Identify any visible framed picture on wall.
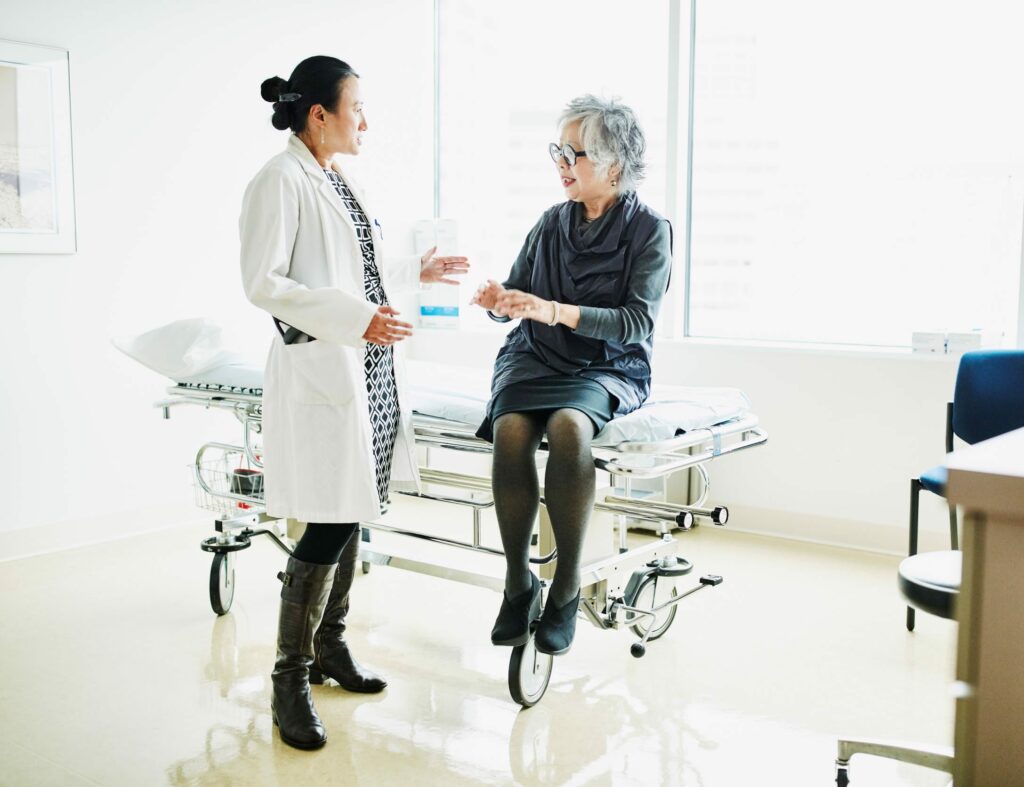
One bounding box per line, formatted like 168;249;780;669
0;39;76;254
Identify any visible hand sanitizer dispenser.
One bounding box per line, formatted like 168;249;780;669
415;219;460;329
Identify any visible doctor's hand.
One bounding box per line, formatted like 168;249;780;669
420;246;470;285
363;306;414;345
469;279;507;313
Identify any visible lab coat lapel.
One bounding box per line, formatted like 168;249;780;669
285;135;357;233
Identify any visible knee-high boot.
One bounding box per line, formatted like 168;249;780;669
271;556;335;750
309;529;388;693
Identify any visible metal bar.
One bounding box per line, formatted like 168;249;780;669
619;477;632;552
609;415;760;454
360;549;505;593
616;581;708;620
580;597;614;630
432;0;441;219
603;495;717;520
243;417;263;469
361;520;558;565
683;0;697;338
662;0;683;338
243;527;294;556
398;489;493;508
596;427;768;477
418;467;493;492
472;508;482;548
594;501;679;525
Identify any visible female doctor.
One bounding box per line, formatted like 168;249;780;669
239;55;468;751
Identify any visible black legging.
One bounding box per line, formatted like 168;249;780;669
292;522;359;565
492;408;596;608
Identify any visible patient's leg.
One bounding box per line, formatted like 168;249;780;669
543;408;597;608
492;412;545;596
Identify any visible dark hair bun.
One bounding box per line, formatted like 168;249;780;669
260;76;289;103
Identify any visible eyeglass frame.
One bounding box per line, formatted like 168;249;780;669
549;142;588;167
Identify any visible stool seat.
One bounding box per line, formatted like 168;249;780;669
898;550;960;620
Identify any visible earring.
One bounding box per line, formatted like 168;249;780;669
320;127;325;145
611;179;617;187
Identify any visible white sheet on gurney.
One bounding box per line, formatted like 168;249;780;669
113;318;256;384
115;320;752;443
405;361;751;445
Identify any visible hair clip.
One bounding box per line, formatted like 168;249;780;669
278;92;302;102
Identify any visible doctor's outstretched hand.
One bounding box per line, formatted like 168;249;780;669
420;246;470;285
363;305;413;346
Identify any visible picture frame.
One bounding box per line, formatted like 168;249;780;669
0;39;76;254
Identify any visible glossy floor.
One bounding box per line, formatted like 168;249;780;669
0;502;956;786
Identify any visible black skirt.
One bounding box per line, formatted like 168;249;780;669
476;375;616;442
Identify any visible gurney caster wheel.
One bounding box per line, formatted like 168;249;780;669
508;629;553;708
630;642;646;658
625;575;678;642
209;552;236;615
712;506;728;526
835;765;850;786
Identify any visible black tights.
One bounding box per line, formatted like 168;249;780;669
492;409;596;608
292;522;359;565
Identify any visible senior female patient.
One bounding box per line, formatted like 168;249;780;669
240;55;468;750
470;95;671;657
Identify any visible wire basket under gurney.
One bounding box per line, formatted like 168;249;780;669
191;446;264;516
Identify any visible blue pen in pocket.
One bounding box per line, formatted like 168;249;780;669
373;219;383;240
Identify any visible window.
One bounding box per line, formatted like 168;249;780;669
438;0;670;330
686;0;1024;347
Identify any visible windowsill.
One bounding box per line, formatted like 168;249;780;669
413;323;968;363
656;335;964;362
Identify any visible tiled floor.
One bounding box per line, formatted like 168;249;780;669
0;497;956;786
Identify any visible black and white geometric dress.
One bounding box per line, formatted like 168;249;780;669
324;169;401;512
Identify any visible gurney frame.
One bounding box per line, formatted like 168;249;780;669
158;384;767;707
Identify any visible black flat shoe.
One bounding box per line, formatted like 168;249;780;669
491;574;542;646
534;589;581;656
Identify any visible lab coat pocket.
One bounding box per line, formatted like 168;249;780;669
283;341;358;406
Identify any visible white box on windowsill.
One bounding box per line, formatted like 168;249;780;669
946;329;1001;354
415;219;461;330
912;331;947;354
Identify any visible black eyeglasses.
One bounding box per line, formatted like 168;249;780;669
549;142;587;166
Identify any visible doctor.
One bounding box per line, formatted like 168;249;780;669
240;55;468;751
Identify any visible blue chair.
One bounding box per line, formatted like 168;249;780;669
906;349;1024;631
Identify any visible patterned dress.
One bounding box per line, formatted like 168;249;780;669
324;169;401;512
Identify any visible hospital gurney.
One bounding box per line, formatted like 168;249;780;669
124;321;767;707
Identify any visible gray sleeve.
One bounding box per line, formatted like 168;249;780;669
487;214;546;323
573;220;673;344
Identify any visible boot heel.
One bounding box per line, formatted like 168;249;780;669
308;667;325;685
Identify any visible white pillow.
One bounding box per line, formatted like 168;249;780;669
113;318;247;381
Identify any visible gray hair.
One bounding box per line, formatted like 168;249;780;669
558;95;646;194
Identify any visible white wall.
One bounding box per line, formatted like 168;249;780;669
408;328;963;555
0;0;434;544
0;0;966;560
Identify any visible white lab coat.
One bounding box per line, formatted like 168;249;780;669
239;134;421;523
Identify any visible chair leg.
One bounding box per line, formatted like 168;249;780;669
948;503;959;550
907;479;921;632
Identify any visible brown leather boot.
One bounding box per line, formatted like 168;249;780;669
270;557;335;750
309;529;387;693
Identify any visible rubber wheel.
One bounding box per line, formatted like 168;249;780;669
835;766;850;786
626;574;678;641
508;629;553;708
209;551;236;615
